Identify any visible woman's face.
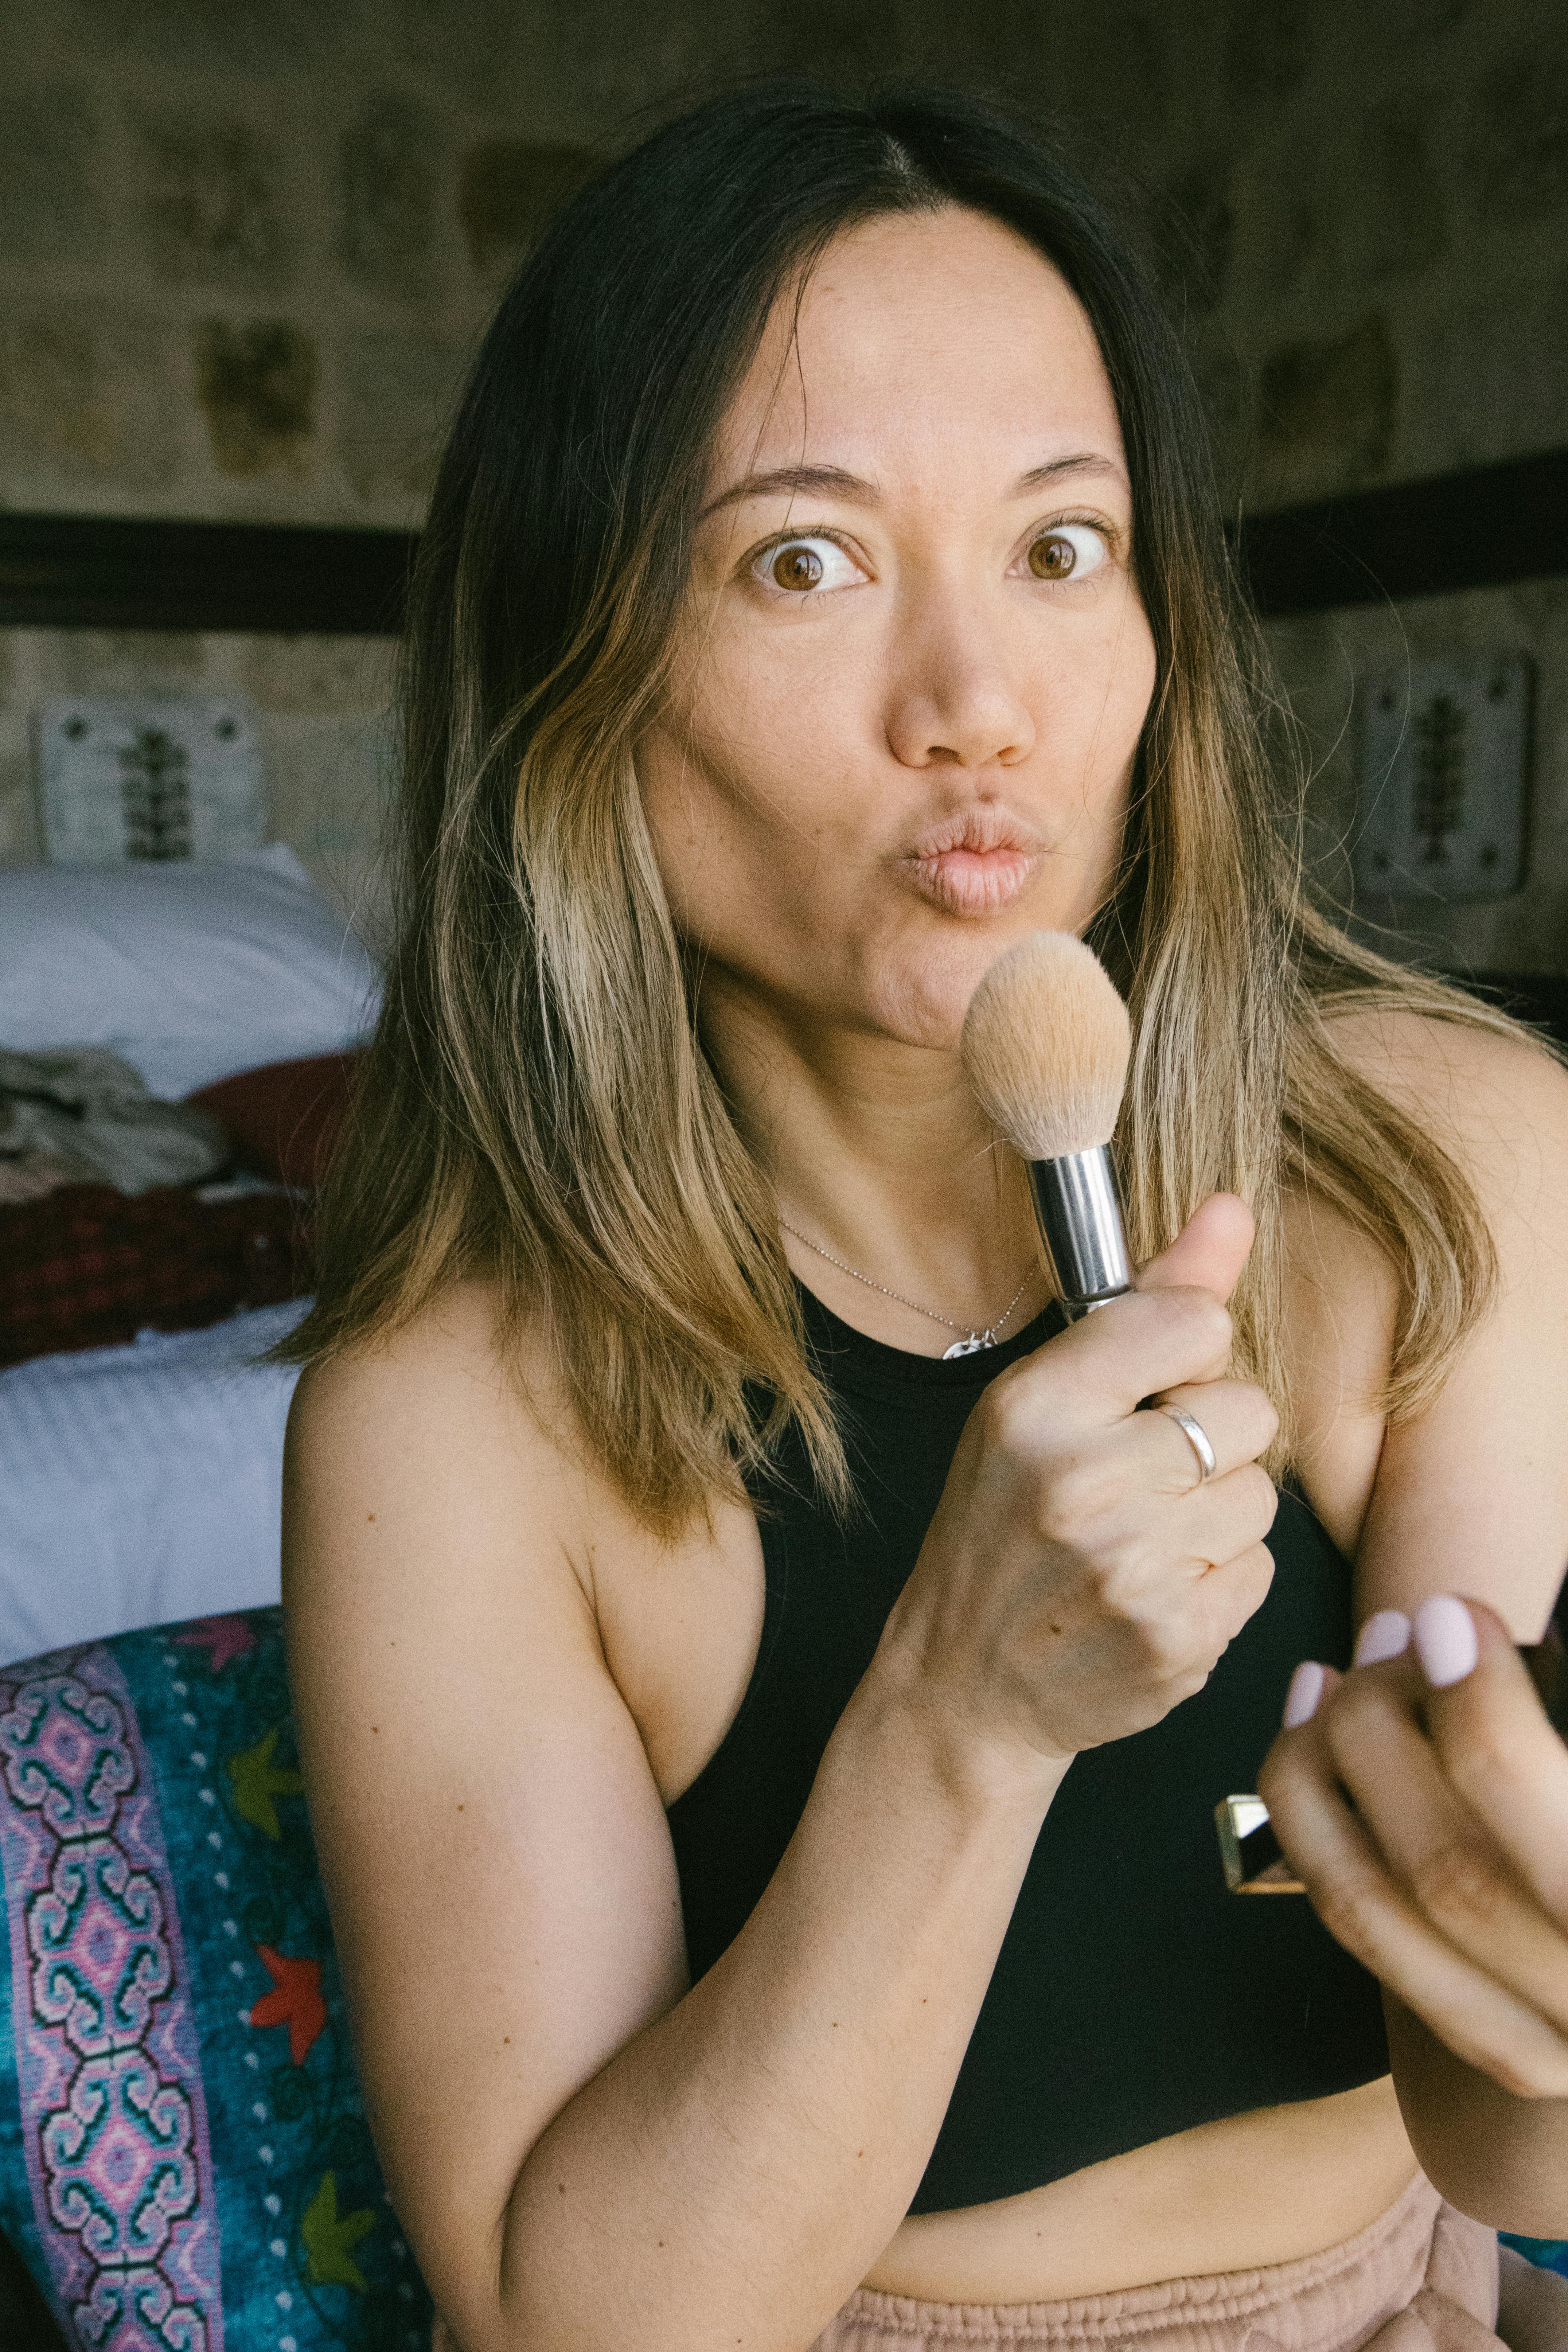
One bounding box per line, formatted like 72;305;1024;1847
637;204;1158;1056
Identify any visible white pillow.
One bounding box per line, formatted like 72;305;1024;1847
0;845;381;1099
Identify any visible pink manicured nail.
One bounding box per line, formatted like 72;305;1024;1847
1353;1609;1411;1668
1283;1660;1326;1728
1413;1595;1479;1688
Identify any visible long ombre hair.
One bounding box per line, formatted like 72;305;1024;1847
284;80;1542;1532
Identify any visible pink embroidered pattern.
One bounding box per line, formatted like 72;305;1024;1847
0;1645;223;2350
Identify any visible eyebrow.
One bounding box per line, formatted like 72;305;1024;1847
698;450;1124;521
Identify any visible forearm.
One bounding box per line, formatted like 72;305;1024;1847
495;1673;1061;2352
1385;1993;1568;2235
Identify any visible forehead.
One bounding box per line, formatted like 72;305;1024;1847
712;206;1124;485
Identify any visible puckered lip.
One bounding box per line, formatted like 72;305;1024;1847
906;806;1048;862
900;806;1046;916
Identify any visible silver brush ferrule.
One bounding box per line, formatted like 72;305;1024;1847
1027;1145;1132;1321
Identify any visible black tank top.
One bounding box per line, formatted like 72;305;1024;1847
665;1284;1390;2216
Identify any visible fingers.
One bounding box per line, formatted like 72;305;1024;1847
1190;1539;1276;1657
1320;1662;1568;2039
1262;1610;1568;2099
1017;1192;1266;1418
1041;1282;1239;1411
1164;1464;1280;1584
1259;1695;1568;2098
1137;1192;1255;1305
1413;1599;1568;1924
1143;1378;1280;1487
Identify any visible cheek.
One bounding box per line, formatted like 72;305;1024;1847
644;629;868;863
1070;598;1157;806
636;726;748;939
1123;626;1160;739
636;666;850;945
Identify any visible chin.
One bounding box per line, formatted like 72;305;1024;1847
869;925;1036;1050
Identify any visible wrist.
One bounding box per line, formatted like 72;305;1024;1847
847;1648;1070;1824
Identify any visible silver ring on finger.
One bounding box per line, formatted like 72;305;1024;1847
1155;1403;1218;1485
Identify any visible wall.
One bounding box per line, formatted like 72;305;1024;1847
1;0;1564;966
1175;0;1568;980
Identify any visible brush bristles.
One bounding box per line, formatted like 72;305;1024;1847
960;932;1132;1162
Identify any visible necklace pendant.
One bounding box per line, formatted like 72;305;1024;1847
941;1330;994;1360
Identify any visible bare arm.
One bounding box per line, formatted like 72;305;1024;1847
499;1678;1053;2351
1384;1997;1568;2235
285;1300;1058;2352
285;1223;1273;2352
1287;1012;1568;1642
1269;1014;1568;2230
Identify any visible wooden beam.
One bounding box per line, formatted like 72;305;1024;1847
1237;447;1568;617
0;446;1563;634
0;512;415;636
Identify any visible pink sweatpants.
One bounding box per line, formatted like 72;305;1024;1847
430;2172;1568;2348
809;2172;1566;2351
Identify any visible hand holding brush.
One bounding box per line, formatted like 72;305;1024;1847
871;933;1279;1772
959;932;1299;1852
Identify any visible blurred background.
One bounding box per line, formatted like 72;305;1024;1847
0;0;1564;976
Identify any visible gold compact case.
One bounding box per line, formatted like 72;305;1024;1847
1215;1795;1306;1894
1216;1627;1567;1895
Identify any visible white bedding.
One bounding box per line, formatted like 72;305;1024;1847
0;845;379;1100
0;1298;309;1669
0;846;379;1665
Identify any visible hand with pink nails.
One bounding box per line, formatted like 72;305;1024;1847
1257;1592;1568;2232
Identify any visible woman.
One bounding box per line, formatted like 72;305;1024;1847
280;82;1568;2352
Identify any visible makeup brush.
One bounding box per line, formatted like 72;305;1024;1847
963;935;1304;1892
960;930;1134;1321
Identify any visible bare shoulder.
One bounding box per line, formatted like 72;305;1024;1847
281;1284;693;2340
1326;999;1568;1181
1288;1001;1568;1627
1278;1005;1568;1563
282;1279;622;1820
1281;1000;1568;1310
283;1275;598;1628
284;1272;586;1499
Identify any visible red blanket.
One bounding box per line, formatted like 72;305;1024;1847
0;1183;311;1370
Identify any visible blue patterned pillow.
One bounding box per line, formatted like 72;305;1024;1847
0;1609;433;2351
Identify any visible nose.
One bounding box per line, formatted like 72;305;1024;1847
883;584;1036;773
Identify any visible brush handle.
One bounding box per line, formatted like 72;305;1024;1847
1028;1146;1133;1321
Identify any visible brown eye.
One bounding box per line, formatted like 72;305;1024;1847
1028;533;1076;580
771;543;824;590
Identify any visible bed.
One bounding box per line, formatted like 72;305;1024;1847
0;845;377;1669
0;1299;309;1666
